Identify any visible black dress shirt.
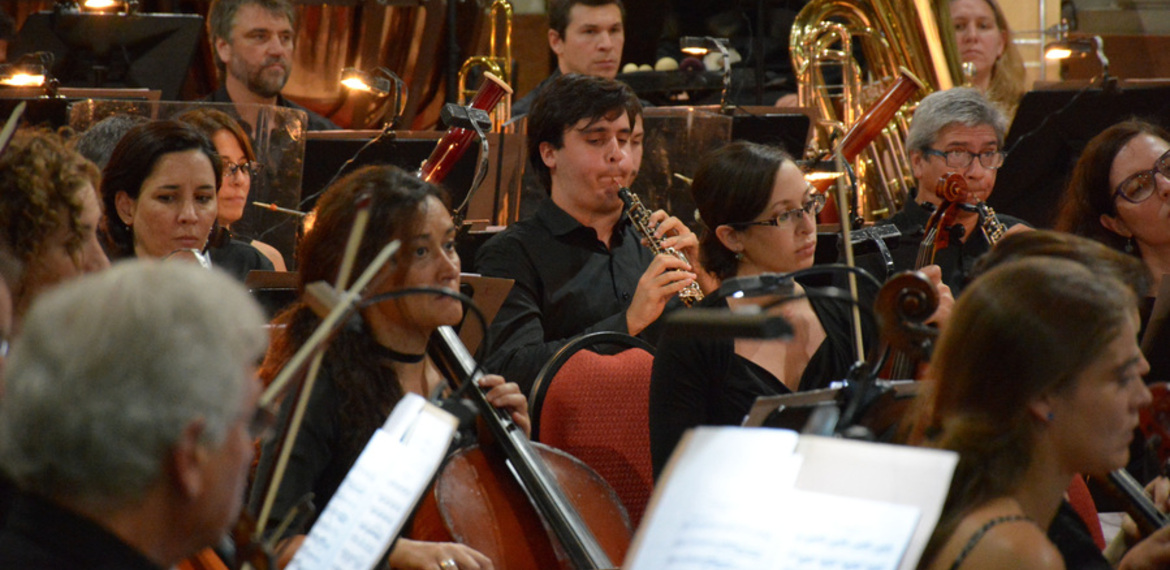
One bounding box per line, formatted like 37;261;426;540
511;70;561;118
475;199;659;393
209;238;274;282
205;85;339;132
853;194;1028;296
0;492;164;570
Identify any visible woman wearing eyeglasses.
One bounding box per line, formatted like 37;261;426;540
178;108;287;272
1056;119;1170;390
647;141;881;478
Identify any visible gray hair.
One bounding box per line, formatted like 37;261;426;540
0;261;267;508
905;87;1008;154
71;114;150;170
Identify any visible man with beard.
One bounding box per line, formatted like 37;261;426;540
205;0;338;132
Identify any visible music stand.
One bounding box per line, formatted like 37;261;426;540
743;381;919;441
9;11;203;102
302;131;479;212
988;82;1170;228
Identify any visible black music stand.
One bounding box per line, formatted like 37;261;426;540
989;83;1170;229
301;131;479;212
743;381;920;442
10;11;202;102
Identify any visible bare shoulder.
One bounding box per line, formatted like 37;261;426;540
928;508;1064;570
251;239;287;272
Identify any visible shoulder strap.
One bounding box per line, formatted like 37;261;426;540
948;514;1033;570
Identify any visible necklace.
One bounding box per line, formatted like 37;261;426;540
374;342;425;364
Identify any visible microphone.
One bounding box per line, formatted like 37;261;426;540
663;306;793;339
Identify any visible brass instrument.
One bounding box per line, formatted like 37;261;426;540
457;0;513;132
618;188;704;308
790;0;966;220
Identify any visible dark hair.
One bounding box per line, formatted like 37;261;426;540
0;128;100;265
690;142;794;280
548;0;626;39
177;107;257;165
100;121;223;259
913;258;1135;567
1054;119;1170;254
71;114;150;169
527;73;642;194
260;165;448;456
972;229;1151;298
207;0;296;79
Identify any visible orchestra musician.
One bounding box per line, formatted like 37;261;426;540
0;245;19;525
647;141;894;478
178;107;288;271
967;229;1170;569
512;0;627;117
204;0;338;132
0;128;110;334
853;86;1029;295
0;260;268;569
100;120;273;281
252;164;527;570
1055;119;1170;388
475;73;699;393
912;257;1154;570
950;0;1026;121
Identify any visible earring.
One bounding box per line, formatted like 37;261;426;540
734;251;744;262
1125;237;1135;254
1046;412;1054;422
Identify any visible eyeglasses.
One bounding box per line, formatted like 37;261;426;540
1114;148;1170;204
922;148;1007;170
731;193;826;228
222;160;261;178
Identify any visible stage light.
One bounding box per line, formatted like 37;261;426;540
678;36;732;113
340;67;407;128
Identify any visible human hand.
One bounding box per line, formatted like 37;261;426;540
644;209;700;265
478;374;531;436
920;265;954;330
388;538;493;570
626;254;695;336
1119;524;1170;570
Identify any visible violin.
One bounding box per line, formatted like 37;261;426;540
411;326;630;569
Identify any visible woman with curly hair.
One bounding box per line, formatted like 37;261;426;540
252;164;528;570
0;128;109;332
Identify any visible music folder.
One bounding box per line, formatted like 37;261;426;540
287;394;458;570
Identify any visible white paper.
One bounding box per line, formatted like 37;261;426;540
288;394;458;570
625;427;956;570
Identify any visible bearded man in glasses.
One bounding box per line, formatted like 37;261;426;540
856;87;1031;295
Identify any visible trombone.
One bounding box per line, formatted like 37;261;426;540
457;0;513;132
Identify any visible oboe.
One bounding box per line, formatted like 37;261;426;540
618;187;704;307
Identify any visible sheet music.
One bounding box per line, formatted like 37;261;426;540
288;394;457;570
625;427;953;570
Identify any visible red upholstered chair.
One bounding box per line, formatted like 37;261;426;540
529;332;656;529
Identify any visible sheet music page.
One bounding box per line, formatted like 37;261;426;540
626;427;951;570
794;435;959;570
288;394;457;570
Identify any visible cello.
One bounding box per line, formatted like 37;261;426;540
410;326;631;569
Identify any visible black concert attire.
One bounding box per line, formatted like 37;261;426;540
852;192;1028;296
0;492;164;570
476;199;666;393
1047;501;1112;570
209;238;274;282
511;70;561;118
648;292;874;479
204;86;339;132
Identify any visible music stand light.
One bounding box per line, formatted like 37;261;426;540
341;67;407;129
1044;35;1110;83
680;36;732;113
56;0;140;13
0;52;58;96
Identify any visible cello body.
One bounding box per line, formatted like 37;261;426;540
410;443;631;569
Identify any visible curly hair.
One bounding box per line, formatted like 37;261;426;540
260;165;447;457
0;128;100;268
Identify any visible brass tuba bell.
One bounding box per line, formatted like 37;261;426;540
790;0;966;220
457;0;513;132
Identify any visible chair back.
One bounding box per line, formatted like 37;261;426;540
529;332;656;528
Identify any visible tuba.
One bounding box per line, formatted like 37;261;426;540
790;0;966;220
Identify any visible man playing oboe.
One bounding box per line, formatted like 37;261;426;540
476;74;699;392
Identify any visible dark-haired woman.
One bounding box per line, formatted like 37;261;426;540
648;141;902;478
253;165;527;570
100;120;272;280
